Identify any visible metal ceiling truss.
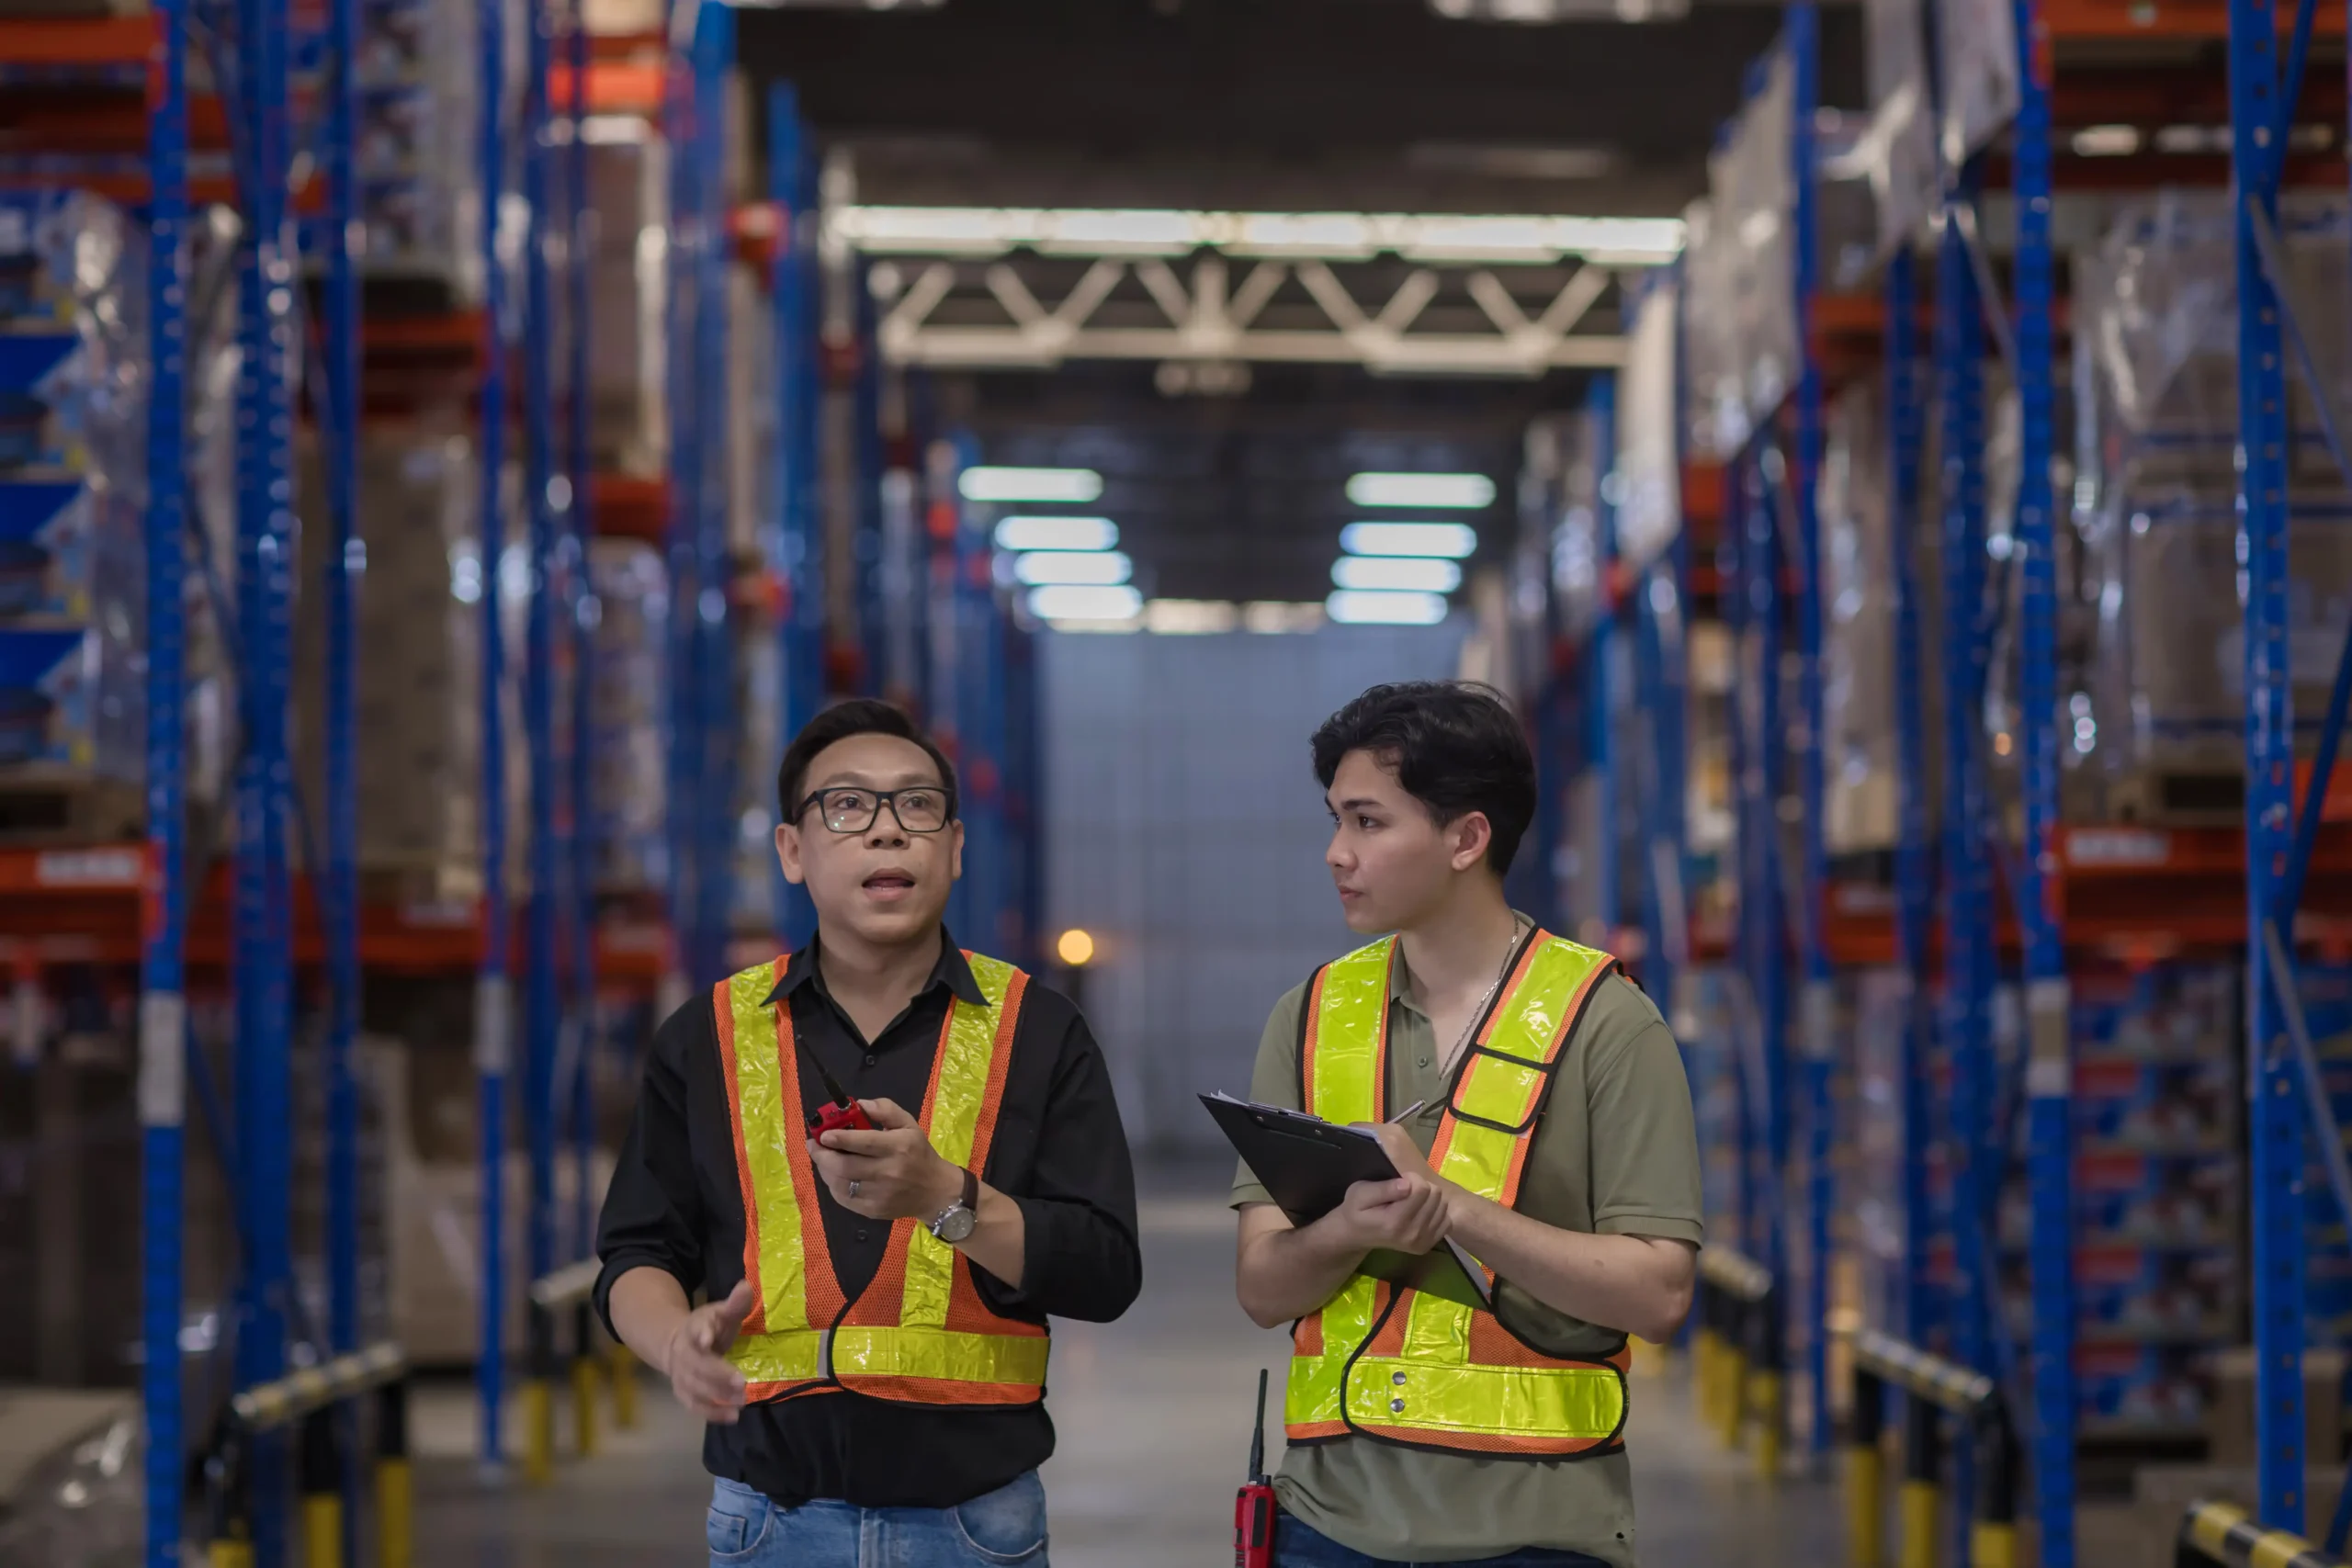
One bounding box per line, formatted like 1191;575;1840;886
871;254;1623;377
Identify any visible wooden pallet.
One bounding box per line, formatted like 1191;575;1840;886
356;860;483;908
0;773;141;846
2106;764;2245;827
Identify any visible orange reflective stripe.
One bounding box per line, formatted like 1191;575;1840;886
775;1003;846;1328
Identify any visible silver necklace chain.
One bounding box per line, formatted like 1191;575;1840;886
1438;919;1529;1078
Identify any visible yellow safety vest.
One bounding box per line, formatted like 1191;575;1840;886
1285;931;1632;1458
715;952;1049;1406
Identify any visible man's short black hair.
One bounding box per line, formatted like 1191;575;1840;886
1311;681;1536;875
777;698;960;825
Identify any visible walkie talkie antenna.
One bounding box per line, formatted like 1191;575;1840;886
1248;1367;1269;1483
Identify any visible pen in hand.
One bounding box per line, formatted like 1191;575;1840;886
1386;1099;1426;1123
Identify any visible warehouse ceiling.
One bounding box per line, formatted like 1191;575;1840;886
737;0;1867;606
739;0;1862;216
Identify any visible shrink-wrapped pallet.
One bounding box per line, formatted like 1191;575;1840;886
2075;194;2352;807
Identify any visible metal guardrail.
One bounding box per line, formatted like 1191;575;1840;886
227;1342;405;1433
523;1258;637;1484
2177;1500;2347;1568
206;1340;410;1568
1692;1245;1784;1478
1841;1326;2017;1568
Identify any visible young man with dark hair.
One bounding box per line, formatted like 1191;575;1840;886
597;698;1139;1567
1232;680;1702;1568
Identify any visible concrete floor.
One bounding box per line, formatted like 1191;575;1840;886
405;1176;1854;1567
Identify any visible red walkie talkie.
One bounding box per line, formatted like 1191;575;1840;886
1235;1368;1275;1568
804;1050;874;1138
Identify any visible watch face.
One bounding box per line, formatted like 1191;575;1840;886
933;1204;978;1244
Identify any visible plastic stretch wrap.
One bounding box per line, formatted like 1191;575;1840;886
586;134;672;478
587;539;668;891
1820;384;1898;853
1937;0;2019;169
1861;0;1935;254
1615;274;1679;571
356;0;515;297
1721;52;1799;430
293;419;529;881
1547;405;1613;642
2075;194;2352;783
1681;199;1747;461
0;193;147;787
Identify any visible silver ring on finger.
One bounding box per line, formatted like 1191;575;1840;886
848;1179;862;1200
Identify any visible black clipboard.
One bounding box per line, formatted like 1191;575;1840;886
1204;1092;1493;1309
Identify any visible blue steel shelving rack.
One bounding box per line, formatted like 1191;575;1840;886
139;4;193;1564
770;82;822;954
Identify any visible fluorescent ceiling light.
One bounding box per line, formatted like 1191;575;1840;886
1014;550;1133;587
1144;599;1240;635
958;467;1103;503
1029;584;1142;623
993;515;1118;552
1332;556;1464;593
832;207;1684;265
2070;125;2142;157
1327;590;1453;626
1243;601;1328;634
1430;0;1690;17
1340;522;1480;558
1346;473;1496;510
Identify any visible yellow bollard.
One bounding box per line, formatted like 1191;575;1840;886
1847;1441;1884;1567
376;1458;412;1568
1693;1329;1717;1423
524;1376;555;1485
298;1407;343;1568
1632;1338;1668;1381
301;1495;342;1568
1898;1480;1940;1568
1716;1347;1748;1448
1748;1369;1782;1478
377;1378;412;1568
609;1340;639;1429
209;1542;254;1568
1969;1521;2017;1568
573;1349;602;1458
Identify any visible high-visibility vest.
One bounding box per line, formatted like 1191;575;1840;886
715;951;1049;1406
1284;931;1633;1459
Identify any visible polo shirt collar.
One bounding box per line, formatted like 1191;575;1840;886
762;929;986;1010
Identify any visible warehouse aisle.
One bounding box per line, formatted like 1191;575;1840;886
405;1166;1846;1566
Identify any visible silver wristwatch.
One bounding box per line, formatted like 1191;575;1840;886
928;1167;979;1244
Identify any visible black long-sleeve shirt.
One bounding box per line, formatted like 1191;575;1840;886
594;932;1141;1509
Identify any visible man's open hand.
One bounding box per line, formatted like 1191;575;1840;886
808;1098;964;1222
662;1279;754;1424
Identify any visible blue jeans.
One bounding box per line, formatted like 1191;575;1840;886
1275;1511;1610;1568
706;1472;1049;1568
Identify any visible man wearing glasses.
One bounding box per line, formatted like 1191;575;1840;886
596;699;1140;1567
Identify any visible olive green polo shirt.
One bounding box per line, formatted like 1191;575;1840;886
1229;940;1704;1567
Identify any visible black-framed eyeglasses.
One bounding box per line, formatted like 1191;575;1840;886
795;785;954;835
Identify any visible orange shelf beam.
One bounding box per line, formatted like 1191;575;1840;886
0;17;153;68
592;473;670;542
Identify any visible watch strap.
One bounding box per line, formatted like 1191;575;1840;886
960;1165;979;1215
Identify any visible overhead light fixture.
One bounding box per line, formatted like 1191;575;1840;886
1014;550;1134;587
1029;584;1143;623
1331;556;1464;593
2070;124;2143;157
992;515;1119;552
1327;590;1453;626
1144;599;1241;635
1428;0;1690;18
1340;522;1480;558
958;467;1103;503
832;207;1684;265
1243;601;1328;634
1345;472;1496;510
